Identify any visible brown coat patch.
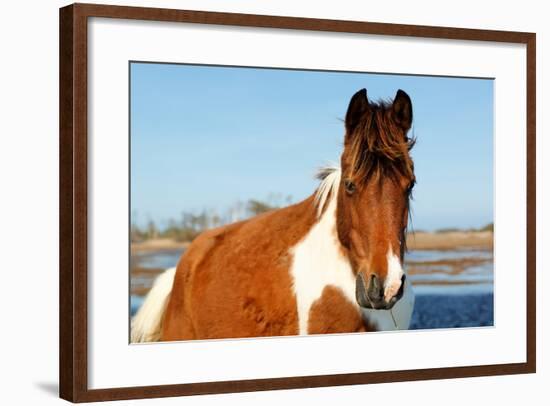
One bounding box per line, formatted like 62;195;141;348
307;285;375;334
161;196;318;341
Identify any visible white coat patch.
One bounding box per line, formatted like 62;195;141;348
384;247;405;302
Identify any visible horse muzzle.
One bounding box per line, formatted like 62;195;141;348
355;273;406;310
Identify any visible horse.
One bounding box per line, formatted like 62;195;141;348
131;88;417;342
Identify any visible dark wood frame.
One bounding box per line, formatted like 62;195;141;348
59;3;536;402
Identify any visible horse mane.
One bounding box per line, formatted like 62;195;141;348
314;165;341;218
347;100;415;183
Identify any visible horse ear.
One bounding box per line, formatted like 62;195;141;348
392;89;413;131
345;88;369;133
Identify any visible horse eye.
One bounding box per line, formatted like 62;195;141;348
407;180;415;195
344;180;356;195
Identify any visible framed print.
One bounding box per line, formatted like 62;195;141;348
59;3;536;402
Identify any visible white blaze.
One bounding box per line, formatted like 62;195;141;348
384;246;404;302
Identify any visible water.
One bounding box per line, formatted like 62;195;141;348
131;296;144;317
406;249;493;297
410;294;493;329
130;248;494;329
132;249;183;269
406;249;492;262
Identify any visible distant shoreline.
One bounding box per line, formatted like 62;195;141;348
131;238;190;253
131;230;493;253
406;230;492;251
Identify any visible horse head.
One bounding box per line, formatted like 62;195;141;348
337;88;416;310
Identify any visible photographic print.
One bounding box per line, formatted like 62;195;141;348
60;5;535;401
129;63;494;343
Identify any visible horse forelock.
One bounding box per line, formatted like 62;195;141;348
347;101;415;183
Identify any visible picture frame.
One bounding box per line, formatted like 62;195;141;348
59;3;536;402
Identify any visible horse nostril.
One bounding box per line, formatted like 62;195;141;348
367;274;384;302
356;273;391;308
355;273;369;307
395;274;406;300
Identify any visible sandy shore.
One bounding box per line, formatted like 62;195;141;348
406;231;492;251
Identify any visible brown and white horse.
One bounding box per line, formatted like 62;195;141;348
131;88;416;342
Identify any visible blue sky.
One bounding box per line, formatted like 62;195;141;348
131;62;493;231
